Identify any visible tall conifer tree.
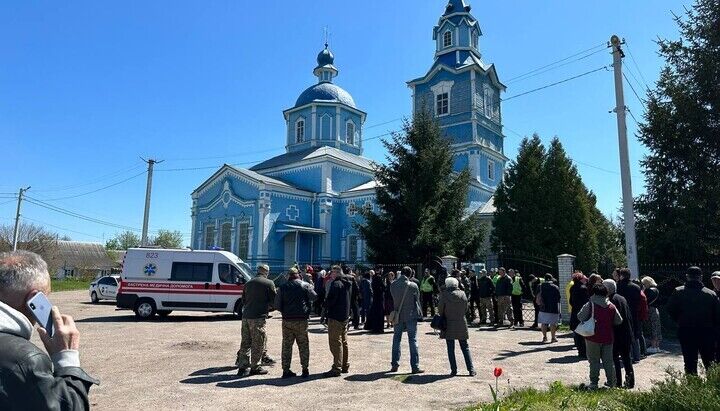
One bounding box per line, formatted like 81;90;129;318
358;109;484;263
493;136;617;271
491;135;547;255
636;0;720;262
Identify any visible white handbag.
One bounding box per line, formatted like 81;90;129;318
575;302;596;337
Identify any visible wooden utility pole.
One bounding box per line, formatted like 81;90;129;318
12;186;31;251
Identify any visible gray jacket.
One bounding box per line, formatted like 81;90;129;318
438;287;469;340
0;301;98;410
390;275;422;323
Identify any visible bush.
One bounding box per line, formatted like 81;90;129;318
470;366;720;411
620;367;720;411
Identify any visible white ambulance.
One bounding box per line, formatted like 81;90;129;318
116;248;254;319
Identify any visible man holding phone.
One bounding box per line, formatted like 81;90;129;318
0;250;98;410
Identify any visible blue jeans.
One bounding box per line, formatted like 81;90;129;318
446;339;474;373
392;320;419;369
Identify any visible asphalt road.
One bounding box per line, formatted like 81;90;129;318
39;290;684;410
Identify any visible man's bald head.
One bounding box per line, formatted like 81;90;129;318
0;251;51;308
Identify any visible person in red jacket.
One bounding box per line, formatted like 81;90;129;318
577;283;623;389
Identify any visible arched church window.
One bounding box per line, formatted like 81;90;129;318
236;221;249;260
347;235;358;262
296;119;305;143
204;224;216;249
220;222;232;251
346;121;355;145
443;31;452;48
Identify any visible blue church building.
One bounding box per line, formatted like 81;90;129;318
190;0;506;270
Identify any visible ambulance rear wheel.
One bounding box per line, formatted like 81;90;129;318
134;299;156;319
157;310;172;318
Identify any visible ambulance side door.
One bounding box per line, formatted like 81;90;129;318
215;262;245;312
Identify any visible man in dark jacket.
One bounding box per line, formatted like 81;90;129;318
0;251;98;410
603;279;635;388
237;264;277;376
615;268;642;362
275;267;317;379
495;268;514;327
346;269;361;330
359;271;373;326
475;269;495;325
324;265;352;377
666;266;720;375
569;273;590;359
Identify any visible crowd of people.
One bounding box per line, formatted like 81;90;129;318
572;266;720;389
235;262;575;379
4;248;720;410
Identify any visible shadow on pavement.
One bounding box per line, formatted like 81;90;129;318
344;371;392;382
547;355;585;364
76;314;239;324
189;366;237;376
400;374;453;385
182;365;324;387
493;343;575;361
216;374;324;388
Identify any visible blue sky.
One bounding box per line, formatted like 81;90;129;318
0;0;690;245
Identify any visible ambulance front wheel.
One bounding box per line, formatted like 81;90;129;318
134;299;156;320
233;299;243;319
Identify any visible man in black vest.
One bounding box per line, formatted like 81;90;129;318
324;265;352;377
275;267;317;378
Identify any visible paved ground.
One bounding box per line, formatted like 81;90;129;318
42;290;684;410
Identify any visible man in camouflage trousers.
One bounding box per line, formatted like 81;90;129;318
275;267;317;378
237;264;277;377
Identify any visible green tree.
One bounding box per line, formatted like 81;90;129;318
493;136;618;272
358;109;484;263
636;0;720;262
491;135;547;255
150;230;184;249
542;138;599;271
106;231;140;250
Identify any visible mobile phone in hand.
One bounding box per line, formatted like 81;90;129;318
27;292;54;338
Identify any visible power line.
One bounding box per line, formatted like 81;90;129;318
31;163;145;193
22;216;105;240
507;48;607;84
24;196;143;232
626;106;642;125
503;126;643;179
504;42;606;83
35;170;147;201
503;65;609;103
163;118;406;164
623;72;646;105
624;42;652;91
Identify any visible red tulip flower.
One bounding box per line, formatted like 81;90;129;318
493;367;503;378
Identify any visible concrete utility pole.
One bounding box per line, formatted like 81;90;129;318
12;186;31;251
140;158;163;247
610;35;640;279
